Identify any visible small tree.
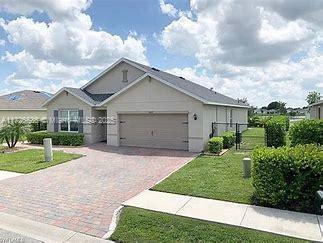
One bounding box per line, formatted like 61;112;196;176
278;101;287;114
267;101;280;110
306;91;320;105
0;120;30;148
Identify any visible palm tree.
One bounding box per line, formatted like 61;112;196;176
0;120;30;148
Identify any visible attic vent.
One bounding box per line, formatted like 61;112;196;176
152;67;160;72
179;76;185;80
122;70;128;82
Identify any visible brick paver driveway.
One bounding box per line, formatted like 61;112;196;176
0;143;196;237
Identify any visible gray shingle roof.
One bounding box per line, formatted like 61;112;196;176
125;58;249;107
65;87;113;105
61;58;249;107
0;90;52;110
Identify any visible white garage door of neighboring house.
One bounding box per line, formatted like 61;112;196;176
119;114;188;150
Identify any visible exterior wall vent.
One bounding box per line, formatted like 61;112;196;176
122;70;128;82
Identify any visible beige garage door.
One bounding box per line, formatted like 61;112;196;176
119;114;188;150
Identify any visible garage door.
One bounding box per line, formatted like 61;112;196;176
119;114;188;150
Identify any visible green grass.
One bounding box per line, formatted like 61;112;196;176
153;128;266;204
110;207;306;243
0;149;82;173
239;128;265;150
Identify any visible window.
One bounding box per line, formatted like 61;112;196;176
229;109;233;127
59;110;79;132
122;70;128;82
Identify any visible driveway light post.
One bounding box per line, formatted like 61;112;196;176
43;138;53;162
242;157;251;178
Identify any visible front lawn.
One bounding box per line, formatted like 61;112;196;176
153;128;265;204
0;149;82;173
110;207;306;243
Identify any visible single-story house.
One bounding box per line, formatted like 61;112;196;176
309;100;322;119
0;90;52;125
43;58;249;152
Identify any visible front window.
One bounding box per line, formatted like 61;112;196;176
59;110;79;132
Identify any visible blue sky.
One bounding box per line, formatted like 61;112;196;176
0;0;322;107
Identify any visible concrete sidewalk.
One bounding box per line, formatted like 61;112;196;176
0;212;112;242
0;171;22;181
123;190;323;242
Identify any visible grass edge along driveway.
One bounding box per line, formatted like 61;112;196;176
110;207;307;243
152;128;265;204
0;149;82;173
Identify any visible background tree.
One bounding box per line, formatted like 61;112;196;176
306;91;320;104
267;101;280;110
278;101;287;114
0;120;30;148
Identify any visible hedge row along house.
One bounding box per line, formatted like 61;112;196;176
42;58;249;152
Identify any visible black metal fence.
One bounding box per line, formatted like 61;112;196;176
211;122;265;150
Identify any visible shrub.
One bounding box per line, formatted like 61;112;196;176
280;116;290;131
0;119;30;148
264;116;287;147
289;119;323;146
248;116;271;127
208;137;223;154
26;131;84;146
30;120;47;132
221;131;235;149
252;145;323;213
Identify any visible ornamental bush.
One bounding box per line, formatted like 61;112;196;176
264;116;287;147
208;137;223;154
26;131;84;146
221;131;235;149
252;145;323;213
289;119;323;146
30;120;47;132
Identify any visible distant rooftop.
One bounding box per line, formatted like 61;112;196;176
0;90;53;110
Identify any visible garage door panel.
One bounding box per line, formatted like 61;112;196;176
119;114;188;150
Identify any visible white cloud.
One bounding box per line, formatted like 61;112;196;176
0;0;148;93
159;0;178;18
166;43;323;108
158;0;323;107
159;0;192;19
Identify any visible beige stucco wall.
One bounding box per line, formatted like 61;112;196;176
309;104;322;119
84;62;145;94
105;76;204;152
46;91;94;144
0;110;46;126
202;105;248;146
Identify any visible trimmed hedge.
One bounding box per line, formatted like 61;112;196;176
26;131;84;146
221;131;235;149
252;145;323;213
289;119;323;146
248;116;271;128
30;120;47;132
208;137;223;154
264;116;287;147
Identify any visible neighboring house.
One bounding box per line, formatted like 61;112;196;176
0;90;52;125
309;100;323;119
43;58;249;152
